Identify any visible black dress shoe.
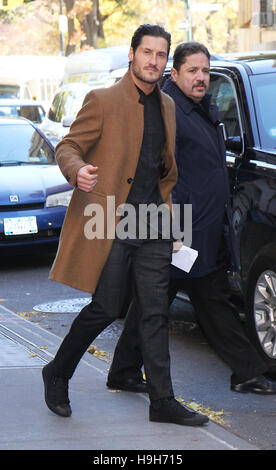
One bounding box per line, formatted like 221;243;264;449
42;361;72;417
230;374;276;395
264;370;276;381
150;397;209;426
106;377;148;393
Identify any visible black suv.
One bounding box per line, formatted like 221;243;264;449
163;53;276;370
208;53;276;371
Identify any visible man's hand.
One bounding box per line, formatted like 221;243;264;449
77;165;98;192
173;240;183;253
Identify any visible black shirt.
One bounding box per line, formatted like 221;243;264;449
117;86;169;244
127;86;165;205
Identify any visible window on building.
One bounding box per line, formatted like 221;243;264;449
259;0;274;25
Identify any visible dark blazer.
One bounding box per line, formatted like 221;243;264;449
162;78;239;277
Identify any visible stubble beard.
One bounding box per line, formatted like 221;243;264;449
131;62;163;86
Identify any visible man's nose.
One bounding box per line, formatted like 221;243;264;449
149;54;158;65
196;70;205;80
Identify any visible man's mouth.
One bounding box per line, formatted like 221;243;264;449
145;67;158;72
194;83;206;90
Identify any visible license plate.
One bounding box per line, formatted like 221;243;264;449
4;216;38;236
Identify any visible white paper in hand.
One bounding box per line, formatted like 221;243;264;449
171;245;198;273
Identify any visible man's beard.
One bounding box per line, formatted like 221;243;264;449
131;61;163;85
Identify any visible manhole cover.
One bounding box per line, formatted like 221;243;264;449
33;297;91;313
32;298;124;339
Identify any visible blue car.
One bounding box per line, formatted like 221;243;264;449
0;116;72;254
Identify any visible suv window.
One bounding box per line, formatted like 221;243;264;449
250;73;276;149
209;74;241;140
56;90;75;122
47;88;87;123
58;89;86;122
48;92;63;122
0;85;20;98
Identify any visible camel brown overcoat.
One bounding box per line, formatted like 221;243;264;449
49;70;178;293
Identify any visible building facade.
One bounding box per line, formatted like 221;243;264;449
239;0;276;50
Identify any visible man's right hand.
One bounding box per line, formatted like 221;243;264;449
77;165;98;192
173;240;183;253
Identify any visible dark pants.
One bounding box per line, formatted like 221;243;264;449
52;238;174;401
108;264;267;384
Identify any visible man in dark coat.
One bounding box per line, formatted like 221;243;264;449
107;42;276;395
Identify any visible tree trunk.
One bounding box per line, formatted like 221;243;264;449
80;0;104;49
63;0;105;53
64;0;77;55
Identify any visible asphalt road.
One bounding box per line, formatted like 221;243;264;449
1;250;276;450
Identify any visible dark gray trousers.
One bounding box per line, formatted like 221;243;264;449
52;238;174;401
108;264;267;384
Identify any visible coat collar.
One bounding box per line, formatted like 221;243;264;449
119;69;163;105
162;77;217;123
118;69;141;102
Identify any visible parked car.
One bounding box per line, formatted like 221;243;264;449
40;46;130;147
0;116;72;254
0;99;46;124
39;83;91;147
162;52;276;370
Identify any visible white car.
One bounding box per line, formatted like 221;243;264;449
39;83;92;147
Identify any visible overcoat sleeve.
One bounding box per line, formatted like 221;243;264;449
55;91;103;187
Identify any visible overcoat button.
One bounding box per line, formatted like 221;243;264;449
127;178;134;184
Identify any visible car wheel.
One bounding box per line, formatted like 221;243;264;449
246;251;276;370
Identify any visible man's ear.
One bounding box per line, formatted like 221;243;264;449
128;47;134;63
171;68;178;82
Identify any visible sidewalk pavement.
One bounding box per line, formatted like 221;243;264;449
0;304;259;452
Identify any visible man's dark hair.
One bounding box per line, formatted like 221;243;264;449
131;24;171;57
173;42;210;71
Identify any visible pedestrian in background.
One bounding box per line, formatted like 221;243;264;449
42;26;208;427
108;42;276;396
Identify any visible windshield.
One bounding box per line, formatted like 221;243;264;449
48;88;87;123
250;72;276;149
0;123;55;164
0;85;20;98
0;104;45;123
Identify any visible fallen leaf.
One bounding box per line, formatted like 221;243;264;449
177;397;230;426
17;311;37;318
87;344;111;363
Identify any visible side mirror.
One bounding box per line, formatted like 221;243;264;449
62;115;74;127
225;136;243;152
